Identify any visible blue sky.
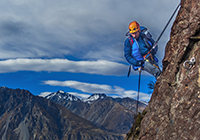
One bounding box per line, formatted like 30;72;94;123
0;0;180;102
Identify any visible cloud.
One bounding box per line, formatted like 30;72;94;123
39;92;52;97
43;80;113;93
0;58;131;76
0;0;180;63
67;92;90;99
42;80;151;101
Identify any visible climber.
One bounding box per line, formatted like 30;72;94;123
124;21;161;78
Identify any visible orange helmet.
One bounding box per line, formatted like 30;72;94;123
129;21;140;33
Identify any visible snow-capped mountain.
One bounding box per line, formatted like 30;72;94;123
45;91;107;104
45;90;80;102
83;93;107;103
44;90;147;134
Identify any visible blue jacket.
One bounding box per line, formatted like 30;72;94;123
124;27;158;69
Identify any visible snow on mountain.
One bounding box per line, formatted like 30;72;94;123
45;90;80;102
44;91;107;104
83;93;106;103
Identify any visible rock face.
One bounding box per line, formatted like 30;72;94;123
138;0;200;139
0;87;124;140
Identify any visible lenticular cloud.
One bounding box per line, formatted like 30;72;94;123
0;58;127;76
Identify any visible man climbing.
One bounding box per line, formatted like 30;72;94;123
124;21;161;78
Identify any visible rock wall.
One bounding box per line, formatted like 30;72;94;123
139;0;200;139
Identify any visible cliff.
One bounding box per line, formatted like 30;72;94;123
126;0;200;139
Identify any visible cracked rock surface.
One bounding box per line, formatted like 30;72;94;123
139;0;200;140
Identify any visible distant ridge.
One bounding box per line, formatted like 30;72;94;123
44;90;147;134
0;87;124;140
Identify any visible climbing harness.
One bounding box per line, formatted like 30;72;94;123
183;57;196;70
145;58;159;69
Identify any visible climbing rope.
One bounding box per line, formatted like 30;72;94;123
132;68;141;140
135;68;141;115
151;1;181;50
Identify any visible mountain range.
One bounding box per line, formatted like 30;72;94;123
44;90;147;134
0;87;147;140
0;87;124;140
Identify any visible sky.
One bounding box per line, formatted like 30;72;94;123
0;0;180;102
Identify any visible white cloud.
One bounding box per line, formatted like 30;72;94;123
42;80;151;101
38;92;51;97
43;80;114;93
0;58;132;76
68;92;90;99
123;90;151;101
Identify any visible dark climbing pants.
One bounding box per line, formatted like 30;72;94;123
143;59;161;79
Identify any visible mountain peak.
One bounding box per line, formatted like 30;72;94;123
45;90;80;102
58;90;65;93
83;93;106;103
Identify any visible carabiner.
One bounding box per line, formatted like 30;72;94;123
183;57;196;70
